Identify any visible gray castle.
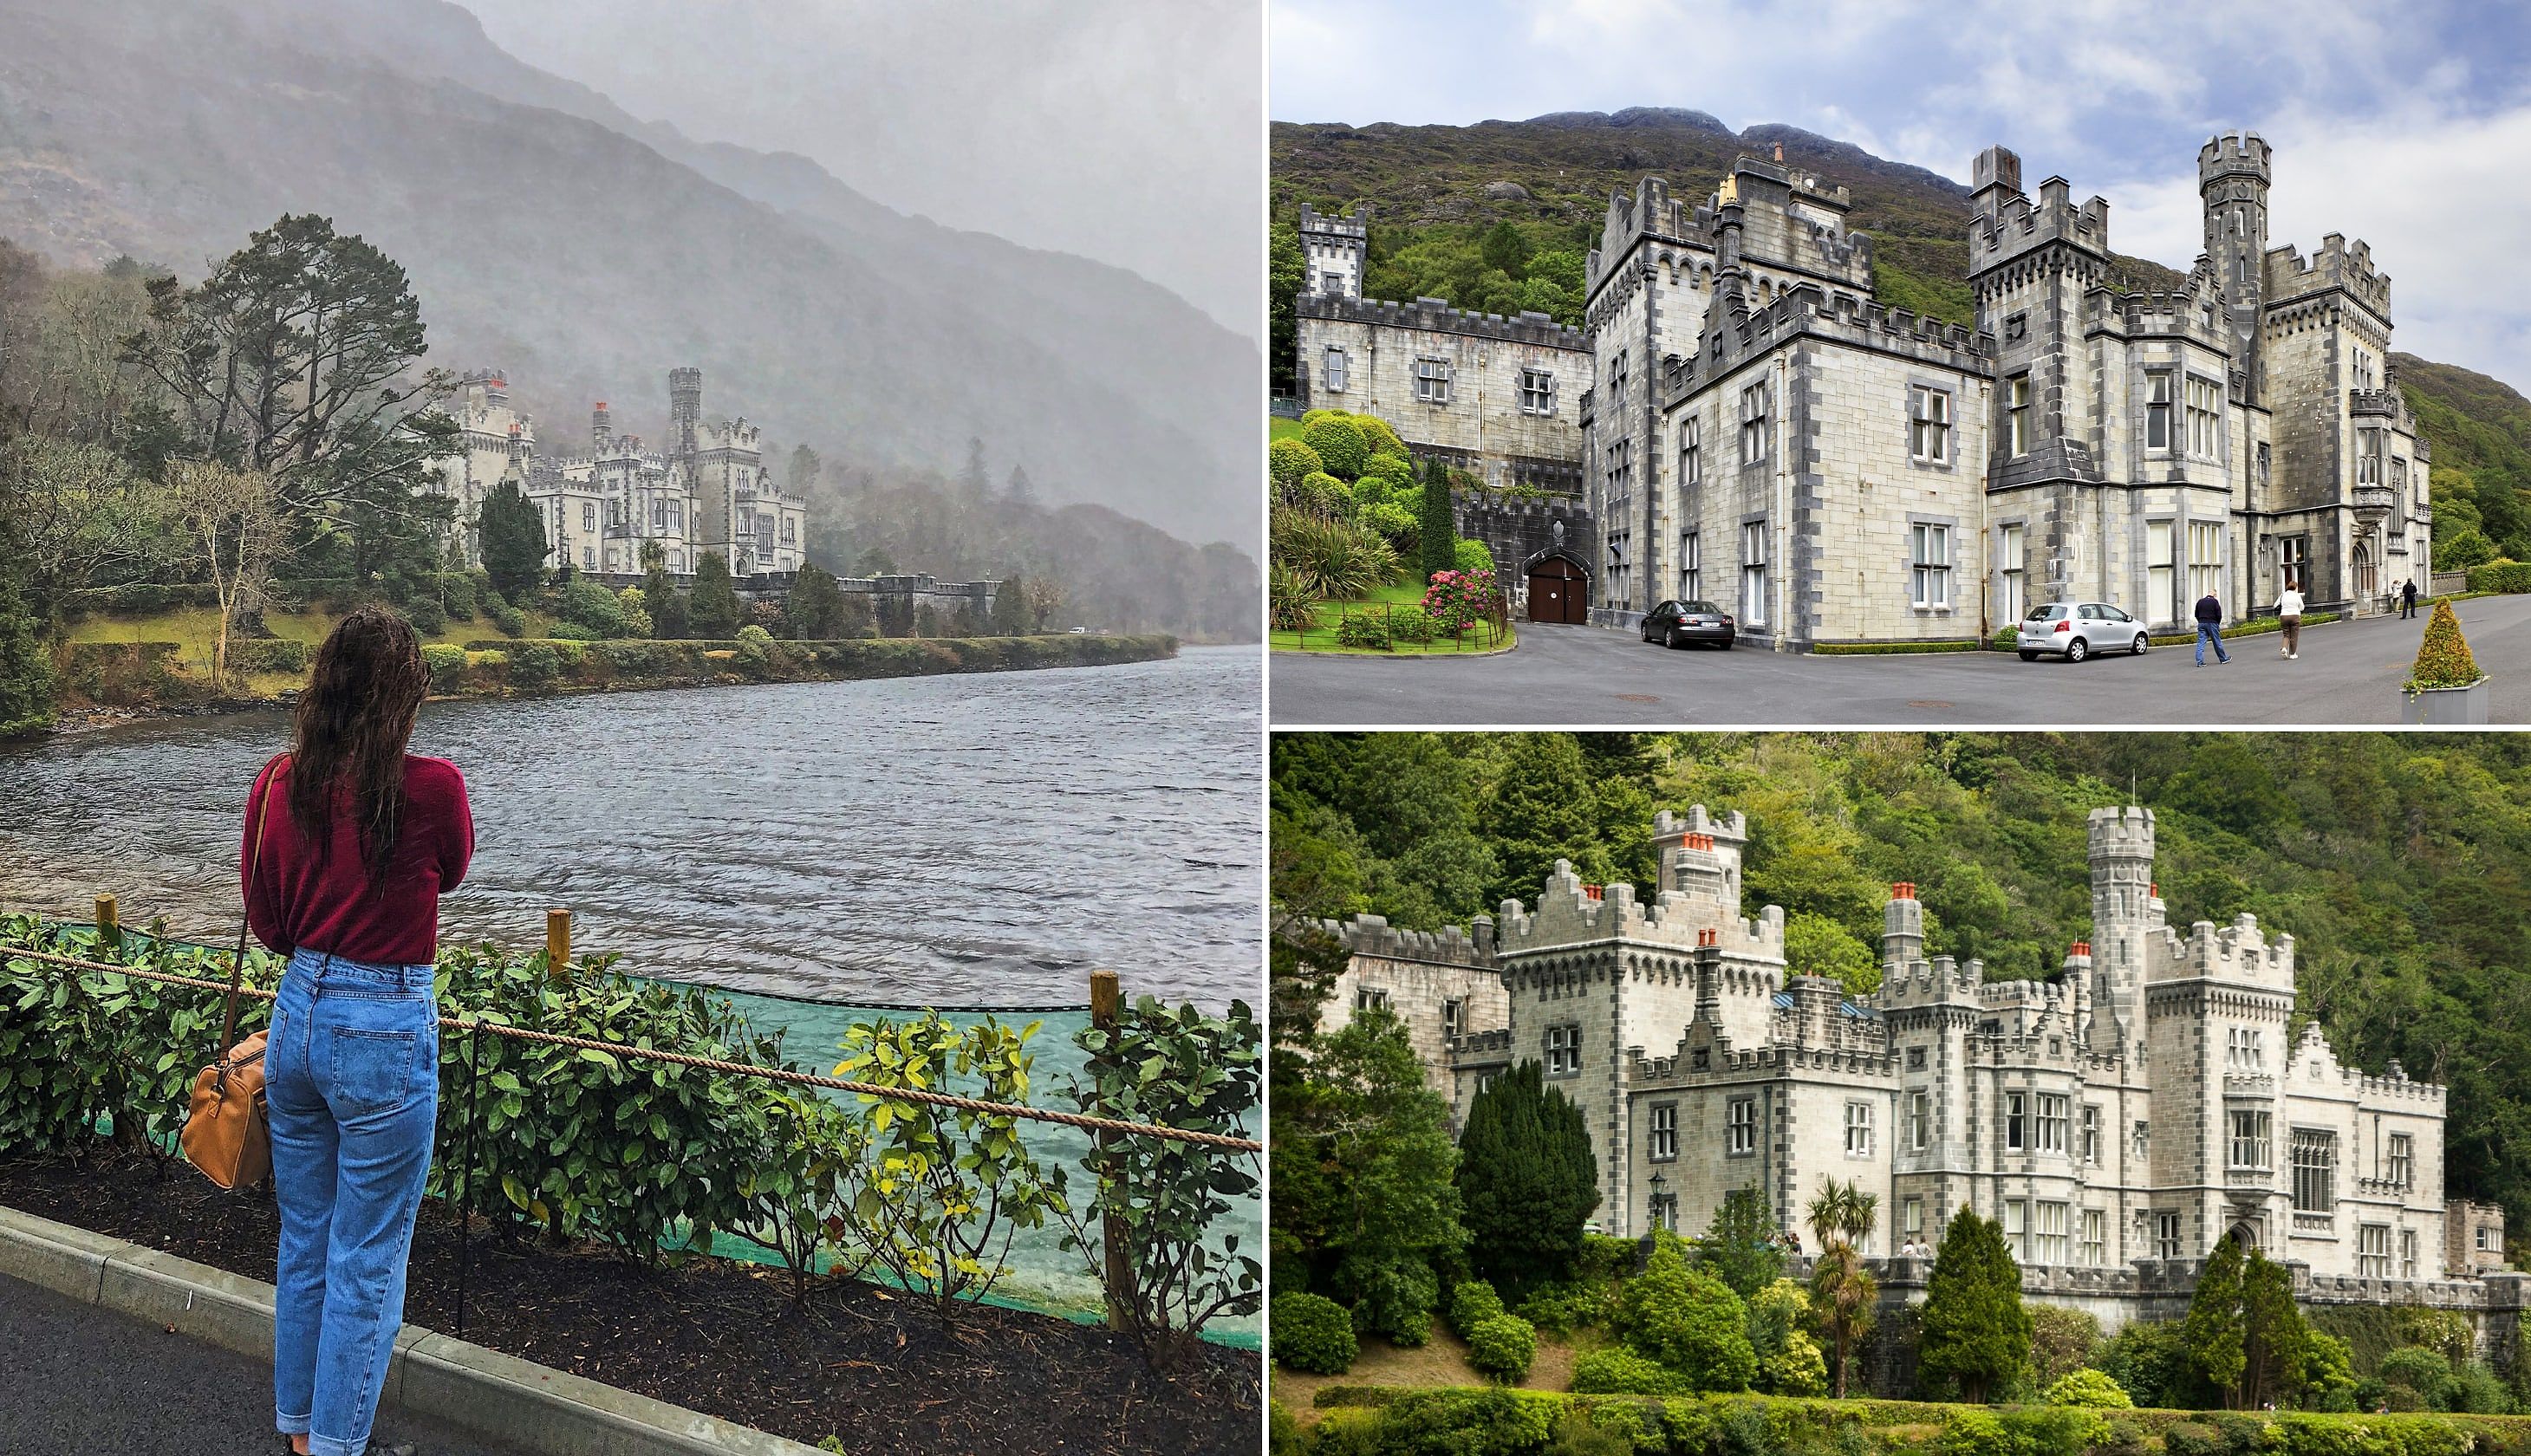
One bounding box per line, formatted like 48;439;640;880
1295;133;2433;646
1315;804;2515;1333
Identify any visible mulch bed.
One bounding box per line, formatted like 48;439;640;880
0;1154;1258;1455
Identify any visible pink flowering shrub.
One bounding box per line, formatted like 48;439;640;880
1422;569;1496;636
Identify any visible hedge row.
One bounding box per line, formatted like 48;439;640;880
1285;1389;2531;1456
1810;640;1982;656
429;634;1178;696
2466;562;2531;595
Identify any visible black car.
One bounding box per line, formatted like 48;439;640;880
1641;599;1736;649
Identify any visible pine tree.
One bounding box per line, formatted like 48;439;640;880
639;540;688;640
1917;1205;2030;1402
1417;456;1457;584
2183;1232;2248;1405
959;436;991;503
2240;1246;2307;1409
788;562;846;640
992;572;1032;636
1454;1059;1598;1300
1006;465;1037;507
689;551;742;638
478;478;548;602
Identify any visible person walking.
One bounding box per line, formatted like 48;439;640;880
2402;578;2420;619
244;606;473;1456
2194;591;2230;666
2278;582;2306;660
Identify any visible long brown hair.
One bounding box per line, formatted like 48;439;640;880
289;605;430;888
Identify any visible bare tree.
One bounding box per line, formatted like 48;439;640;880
169;460;283;686
0;434;178;626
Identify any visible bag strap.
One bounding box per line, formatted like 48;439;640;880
225;754;284;1053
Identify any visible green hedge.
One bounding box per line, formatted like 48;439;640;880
2467;562;2531;594
1810;640;1982;656
226;638;311;674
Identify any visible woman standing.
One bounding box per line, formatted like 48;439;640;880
242;607;473;1456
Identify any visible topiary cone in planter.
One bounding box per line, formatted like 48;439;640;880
2402;598;2490;725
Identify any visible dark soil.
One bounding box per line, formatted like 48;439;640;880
0;1154;1258;1456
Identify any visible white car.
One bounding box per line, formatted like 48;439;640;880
2018;601;2149;662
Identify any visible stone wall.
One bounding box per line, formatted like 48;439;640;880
1298;295;1587;491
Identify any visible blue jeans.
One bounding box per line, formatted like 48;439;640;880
2196;621;2229;664
265;948;440;1456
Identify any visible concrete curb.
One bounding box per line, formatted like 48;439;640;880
0;1204;825;1456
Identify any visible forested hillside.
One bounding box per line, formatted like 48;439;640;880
1271;109;2529;560
1271;731;2531;1217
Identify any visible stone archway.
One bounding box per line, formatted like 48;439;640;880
1524;550;1591;625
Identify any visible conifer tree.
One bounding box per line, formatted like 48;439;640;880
1454;1059;1598;1300
689;550;742;638
1917;1204;2030;1402
788;562;846;639
2240;1245;2308;1409
2183;1232;2248;1405
992;573;1032;636
478;478;548;601
640;540;689;639
1417;456;1457;584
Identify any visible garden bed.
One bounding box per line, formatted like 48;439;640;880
0;1154;1258;1456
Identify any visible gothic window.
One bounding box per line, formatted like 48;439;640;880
581;502;596;531
2353;348;2376;390
1324;346;1349;393
1910;385;1951;465
2037;1095;2068;1154
2359;1224;2391;1278
1520;367;1556;415
2229;1110;2273;1170
2007;374;2031;457
1845;1101;1874;1157
582;546;595;571
2004;1199;2027;1258
1545;1023;1583;1076
2480;1225;2497;1251
2146;371;2173;451
1909;1090;1929;1150
2358;428;2385;486
1679;416;1701;488
1414;355;1454;404
1903;1197;1924;1243
1911;523;1951;609
1609;347;1630;398
1727;1096;1757;1156
2279;536;2304;595
1606;439;1632;501
1649;1102;1678;1160
1442;998;1465;1043
1740;383;1769;464
1649;1193;1679;1232
2292;1128;2338;1214
1679;530;1701;602
653;501;666;529
1740;521;1768;627
2005;1091;2027;1151
2186;376;2222;458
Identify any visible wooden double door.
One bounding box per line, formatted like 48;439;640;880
1526;557;1589;624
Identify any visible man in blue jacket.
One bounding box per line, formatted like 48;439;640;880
2194;592;2230;666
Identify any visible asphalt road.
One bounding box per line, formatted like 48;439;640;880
0;1273;518;1456
1270;592;2531;728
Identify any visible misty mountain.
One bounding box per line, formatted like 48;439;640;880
0;0;1257;551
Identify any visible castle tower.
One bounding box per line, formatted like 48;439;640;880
2086;806;2156;1050
668;367;704;464
592;401;612;452
2199;130;2273;402
1295;205;1368;301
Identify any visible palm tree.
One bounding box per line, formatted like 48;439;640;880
1806;1178;1881;1397
1841;1187;1880;1252
1806;1180;1852;1254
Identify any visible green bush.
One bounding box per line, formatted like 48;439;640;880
2381;1347;2455;1407
1451;1280;1508;1339
1345;1257;1441;1348
2042;1368;2133;1408
1335;611;1389;650
1354;415;1406;459
2466;561;2531;594
1304;413;1372;479
1614;1245;1757;1392
557;576;627;637
1271;437;1325;491
1519;1280;1610;1336
1467;1312;1539;1382
2404;600;2482;694
402;597;448;637
1455;537;1497;576
1273;508;1401;601
508;641;563;691
2166;1422;2224;1456
491;600;528;638
1361;501;1420;557
1388;606;1435;643
422;644;468;694
1571;1348;1685;1396
1274;1291;1359;1375
227;638;312;674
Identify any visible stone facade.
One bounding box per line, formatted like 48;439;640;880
1290;134;2434;646
1319;803;2499;1301
428;367;810;579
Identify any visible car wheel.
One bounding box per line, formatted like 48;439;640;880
2132;632;2149;656
2018;650;2039;662
2066;637;2089;663
1718;638;1732;651
1665;626;1682;649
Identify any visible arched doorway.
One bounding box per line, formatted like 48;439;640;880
2354;541;2377;604
1526;554;1591;624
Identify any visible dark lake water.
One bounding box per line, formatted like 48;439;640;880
0;647;1260;1011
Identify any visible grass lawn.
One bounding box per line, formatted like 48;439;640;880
1271;581;1515;656
1272;1319;1596;1424
1271;415;1306;443
63;604;556;695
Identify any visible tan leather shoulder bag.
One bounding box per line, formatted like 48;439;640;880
183;755;283;1190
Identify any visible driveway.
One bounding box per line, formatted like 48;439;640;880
1269;594;2531;727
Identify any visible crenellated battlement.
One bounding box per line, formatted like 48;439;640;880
1295;289;1584;349
2160;912;2295;986
2198;129;2274;186
2088;805;2156;860
1296;203;1368;241
1313;912;1496;969
1968;159;2112;274
2265;232;2392;317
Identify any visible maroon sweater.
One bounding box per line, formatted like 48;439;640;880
241;753;474;966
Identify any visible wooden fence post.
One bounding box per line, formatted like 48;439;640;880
1090;968;1130;1330
545;908;571;979
94;894;120;959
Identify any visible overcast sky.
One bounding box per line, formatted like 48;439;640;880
460;0;1263;341
1272;0;2531;391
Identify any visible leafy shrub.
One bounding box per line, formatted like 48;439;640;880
831;1011;1063;1321
1760;1331;1828;1397
2042;1368;2133;1407
2166;1423;2225;1456
1518;1279;1610;1336
1423;569;1496;636
1613;1245;1757;1392
1336;611;1389;650
421;644;468;694
1270;437;1325;490
1467;1312;1539;1382
1270;560;1320;633
1054;996;1261;1362
1354;414;1405;459
615;588;654;640
442;572;483;620
1291;471;1355;518
1451;1280;1508;1339
491;600;528;638
2404;600;2482;694
547;619;603;641
2466;561;2531;594
1571;1348;1684;1396
228;638;311;674
1388;605;1435;643
557;576;627;638
736;623;775;664
1361;501;1419;557
1273;509;1401;601
2028;1305;2100;1383
508;641;563;691
2094;1318;2189;1409
1344;1255;1441;1347
2448;1362;2512;1414
1455;536;1497;576
2381;1347;2455;1408
402;596;448;637
1303;413;1372;479
1273;1291;1359;1374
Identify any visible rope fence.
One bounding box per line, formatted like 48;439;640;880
1;943;1259;1154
